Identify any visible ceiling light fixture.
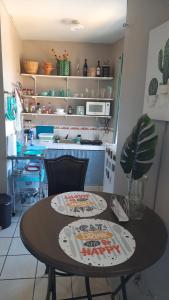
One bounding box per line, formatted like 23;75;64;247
61;18;84;31
71;23;84;31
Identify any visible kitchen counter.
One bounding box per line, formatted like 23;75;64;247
7;141;116;191
31;139;107;151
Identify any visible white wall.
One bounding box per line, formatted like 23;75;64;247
0;2;22;192
114;0;169;205
111;38;124;97
113;0;169;299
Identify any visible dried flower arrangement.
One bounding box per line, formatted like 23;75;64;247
51;49;69;61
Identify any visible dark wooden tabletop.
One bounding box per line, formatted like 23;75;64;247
20;192;168;278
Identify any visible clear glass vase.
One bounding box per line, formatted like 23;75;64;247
127;176;145;220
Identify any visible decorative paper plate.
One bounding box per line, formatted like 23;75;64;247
51;192;107;217
59;219;136;267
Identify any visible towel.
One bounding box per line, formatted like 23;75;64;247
14;88;23;132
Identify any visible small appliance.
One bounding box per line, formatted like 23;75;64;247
76;106;85;115
86;101;110;116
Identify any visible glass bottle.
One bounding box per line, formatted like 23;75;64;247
83;59;88;76
96;60;101;77
67;105;73;114
36;102;41;113
48;102;52;114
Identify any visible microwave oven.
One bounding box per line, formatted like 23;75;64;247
86;102;110;116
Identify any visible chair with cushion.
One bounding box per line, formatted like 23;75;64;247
44;155;89;196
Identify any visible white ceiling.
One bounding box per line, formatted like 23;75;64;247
2;0;127;44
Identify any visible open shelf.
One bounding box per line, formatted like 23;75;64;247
21;113;111;119
22;95;114;101
20;73;113;80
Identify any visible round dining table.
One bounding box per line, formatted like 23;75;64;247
20;192;167;300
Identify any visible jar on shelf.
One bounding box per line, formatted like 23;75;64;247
36;103;41;114
42;106;46;114
23;98;29;113
29;103;36;113
43;62;54;75
67;105;73;114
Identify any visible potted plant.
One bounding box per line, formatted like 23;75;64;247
148;77;158;107
120;114;158;219
158;39;169;94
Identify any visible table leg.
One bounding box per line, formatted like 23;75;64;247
85;277;92;300
51;267;56;300
120;276;128;300
46;267;56;300
11;160;16;216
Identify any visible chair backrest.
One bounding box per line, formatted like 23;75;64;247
44;155;89;196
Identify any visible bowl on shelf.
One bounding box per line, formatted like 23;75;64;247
39;91;49;96
23;60;39;74
56;108;65;114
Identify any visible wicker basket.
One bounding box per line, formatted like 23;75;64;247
23;61;39;74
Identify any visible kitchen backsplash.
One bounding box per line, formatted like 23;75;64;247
25;124;114;143
53;126;114;143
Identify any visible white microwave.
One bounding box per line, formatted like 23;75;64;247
86;102;110;116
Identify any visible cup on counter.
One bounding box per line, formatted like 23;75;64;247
91;89;95;98
50;89;56;97
107;86;112;99
84;88;89;98
100;88;106;98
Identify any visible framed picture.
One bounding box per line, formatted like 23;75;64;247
143;20;169;121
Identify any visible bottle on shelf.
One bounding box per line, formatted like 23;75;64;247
36;102;41;114
96;60;101;77
27;121;34;145
83;59;88;76
30;128;34;146
67;105;73;114
47;102;52;114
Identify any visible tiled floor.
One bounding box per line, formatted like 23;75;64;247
0;203;115;300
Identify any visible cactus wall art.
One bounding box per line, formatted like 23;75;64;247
143;20;169;121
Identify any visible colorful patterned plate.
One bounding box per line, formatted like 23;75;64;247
51;192;107;217
59;219;136;267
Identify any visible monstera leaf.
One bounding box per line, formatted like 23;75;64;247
120;114;158;180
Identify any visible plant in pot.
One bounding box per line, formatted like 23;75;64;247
158;39;169;94
148;77;158;107
120;114;158;219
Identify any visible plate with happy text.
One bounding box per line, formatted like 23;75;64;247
59;219;136;267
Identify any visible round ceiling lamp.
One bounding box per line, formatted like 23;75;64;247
61;18;84;31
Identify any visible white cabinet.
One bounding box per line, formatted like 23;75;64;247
103;144;116;193
21;74;113;119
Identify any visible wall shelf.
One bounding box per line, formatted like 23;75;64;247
22;95;114;101
21;113;111;119
21;73;113;80
21;73;113;123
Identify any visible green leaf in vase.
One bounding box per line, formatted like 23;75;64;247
120;114;158;180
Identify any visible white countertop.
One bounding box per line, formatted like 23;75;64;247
32;139;107;151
